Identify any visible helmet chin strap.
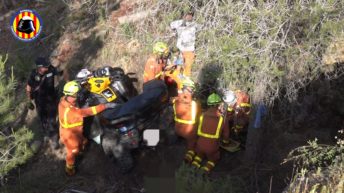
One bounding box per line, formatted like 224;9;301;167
66;95;77;102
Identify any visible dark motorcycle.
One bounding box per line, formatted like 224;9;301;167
80;67;168;172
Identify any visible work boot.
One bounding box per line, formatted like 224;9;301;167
201;161;215;174
184;150;195;164
65;164;76;176
220;139;240;152
191;155;202;168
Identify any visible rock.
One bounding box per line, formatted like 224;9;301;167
50;35;78;67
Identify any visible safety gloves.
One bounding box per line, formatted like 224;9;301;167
104;103;119;109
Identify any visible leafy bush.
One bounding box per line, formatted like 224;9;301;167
0;128;33;177
283;130;344;193
0;55;33;180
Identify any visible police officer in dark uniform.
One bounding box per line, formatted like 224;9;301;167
26;57;64;145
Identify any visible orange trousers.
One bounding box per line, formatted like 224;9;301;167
60;127;87;166
182;51;195;76
195;138;220;163
175;122;197;151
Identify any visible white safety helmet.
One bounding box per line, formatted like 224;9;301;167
223;90;237;106
76;68;92;79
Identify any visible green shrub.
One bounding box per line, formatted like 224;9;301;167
283;130;344;193
0;55;33;180
120;22;137;39
0;127;33;177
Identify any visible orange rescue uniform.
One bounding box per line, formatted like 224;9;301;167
192;107;230;173
182;51;195;76
226;90;251;134
143;55;166;83
173;92;200;162
58;96;106;168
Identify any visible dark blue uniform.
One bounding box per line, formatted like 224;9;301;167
27;65;61;136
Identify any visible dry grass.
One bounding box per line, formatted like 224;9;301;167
103;0;344;106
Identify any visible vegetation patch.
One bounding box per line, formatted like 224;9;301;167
0;55;33;182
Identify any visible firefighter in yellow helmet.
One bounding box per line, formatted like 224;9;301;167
192;93;230;173
143;42;170;83
58;81;116;176
172;77;201;163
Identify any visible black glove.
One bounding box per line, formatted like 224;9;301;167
27;101;35;110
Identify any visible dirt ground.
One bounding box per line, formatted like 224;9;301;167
0;135;247;193
0;104;248;193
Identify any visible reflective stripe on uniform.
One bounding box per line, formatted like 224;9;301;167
59;107;83;129
192;161;201;168
187;150;195;156
207;161;215;167
194;156;202;162
185;154;193;160
197;114;223;139
173;101;197;125
91;106;97;115
154;71;162;78
240;103;251;108
201;166;210;172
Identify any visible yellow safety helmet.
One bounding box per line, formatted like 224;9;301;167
63;81;80;96
181;77;195;90
153;42;169;57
